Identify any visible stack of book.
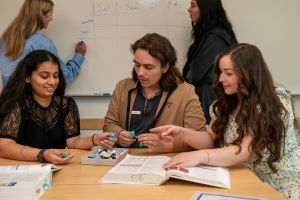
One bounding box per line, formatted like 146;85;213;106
0;164;60;200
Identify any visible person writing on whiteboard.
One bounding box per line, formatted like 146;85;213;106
103;33;206;153
0;50;116;164
0;0;87;86
151;44;300;199
183;0;237;124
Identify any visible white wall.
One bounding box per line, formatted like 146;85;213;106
293;96;300;117
222;0;300;94
74;96;110;118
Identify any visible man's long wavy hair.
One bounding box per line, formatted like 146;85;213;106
131;33;183;91
212;43;286;172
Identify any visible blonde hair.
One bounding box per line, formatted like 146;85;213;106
2;0;54;60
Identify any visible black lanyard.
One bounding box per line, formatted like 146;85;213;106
125;85;177;130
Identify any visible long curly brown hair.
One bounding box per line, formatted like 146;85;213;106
212;43;286;172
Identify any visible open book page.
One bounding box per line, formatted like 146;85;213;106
167;165;231;189
101;155;231;188
0;164;60;173
0;164;52;172
101;154;170;185
190;192;266;200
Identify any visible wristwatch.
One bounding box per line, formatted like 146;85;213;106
37;149;47;163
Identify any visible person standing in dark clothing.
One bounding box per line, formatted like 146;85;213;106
183;0;238;124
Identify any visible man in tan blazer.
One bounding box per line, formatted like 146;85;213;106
104;33;206;152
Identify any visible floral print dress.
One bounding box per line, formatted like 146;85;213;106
211;87;300;200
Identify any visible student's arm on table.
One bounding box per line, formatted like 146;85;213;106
0;138;73;164
162;134;253;169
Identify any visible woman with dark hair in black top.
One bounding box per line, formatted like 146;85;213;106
183;0;238;124
0;50;116;164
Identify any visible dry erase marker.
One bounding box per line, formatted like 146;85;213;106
97;93;111;96
93;92;111;96
87;154;100;159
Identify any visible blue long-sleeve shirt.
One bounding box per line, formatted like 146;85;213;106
0;32;84;85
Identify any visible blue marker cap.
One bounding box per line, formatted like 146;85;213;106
87;154;100;159
130;130;135;137
42;183;50;189
110;133;116;139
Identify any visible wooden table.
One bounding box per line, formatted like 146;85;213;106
0;149;285;200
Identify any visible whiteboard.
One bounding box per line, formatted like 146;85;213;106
1;0;299;95
47;0;191;95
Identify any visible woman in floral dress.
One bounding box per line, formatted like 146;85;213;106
151;43;300;199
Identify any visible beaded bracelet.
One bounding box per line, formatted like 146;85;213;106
92;134;97;146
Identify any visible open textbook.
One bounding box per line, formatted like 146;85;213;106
100;155;230;189
0;164;60;200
